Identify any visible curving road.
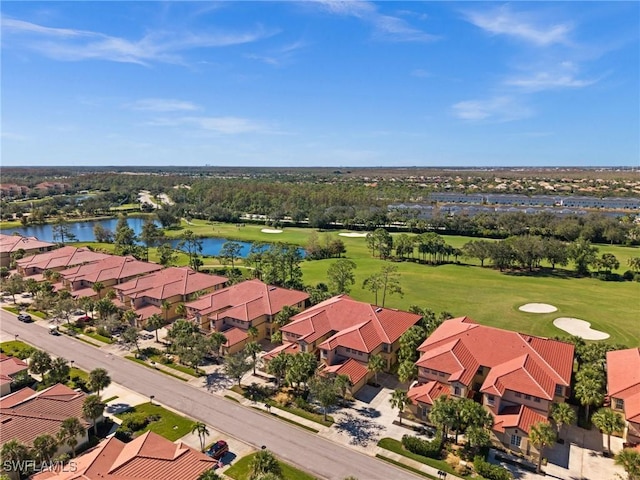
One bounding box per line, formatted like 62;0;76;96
0;311;418;480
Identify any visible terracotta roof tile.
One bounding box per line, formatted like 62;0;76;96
60;256;162;285
492;404;548;434
408;381;450;406
0;234;54;253
607;348;640;424
16;246;110;273
221;327;249;347
322;359;369;386
0;354;28;378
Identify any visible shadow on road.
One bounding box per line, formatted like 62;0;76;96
206;372;234;392
334;412;384;447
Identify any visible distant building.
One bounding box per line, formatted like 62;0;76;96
0;234;55;268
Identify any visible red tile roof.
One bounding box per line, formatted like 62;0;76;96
221;327;249;347
59;255;162;285
416;317;574;399
408;381;450;406
0;233;54;253
262;342;300;361
281;295;421;353
607;348;640;423
33;431;216;480
322;358;369;386
0;384;90;448
16;246;110;273
492;404;549;434
115;267;227;301
0;354;28;384
185;279;308;321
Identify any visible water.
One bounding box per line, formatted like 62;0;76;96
1;218;257;257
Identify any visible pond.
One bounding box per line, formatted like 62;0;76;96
1;218;261;258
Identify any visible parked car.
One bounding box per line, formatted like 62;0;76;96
49;325;60;335
206;440;229;460
76;315;92;323
17;313;33;323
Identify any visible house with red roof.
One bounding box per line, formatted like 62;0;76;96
15;246;110;279
0;354;29;397
413;317;574;456
57;255;163;299
32;431;217;480
0;384;93;457
607;348;640;444
114;267;228;327
184;279;308;353
266;295;422;393
0;233;54;267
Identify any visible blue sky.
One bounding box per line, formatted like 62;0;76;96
1;1;638;167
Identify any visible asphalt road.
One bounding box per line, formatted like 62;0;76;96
1;311;419;480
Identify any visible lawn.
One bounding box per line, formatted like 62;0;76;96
115;402;194;441
125;355;188;381
0;340;35;359
225;452;318;480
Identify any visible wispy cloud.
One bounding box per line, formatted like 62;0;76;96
146;116;270;134
452;96;532;122
127;98;201;112
246;40;307;66
1;16;275;66
312;0;437;42
463;6;572;46
1;131;28;141
506;72;597;91
411;68;432;78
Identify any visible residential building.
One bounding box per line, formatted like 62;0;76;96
32;431;217;480
407;380;449;421
0;183;29;199
0;354;28;397
15;246;110;279
266;295;422;393
0;234;54;268
114;267;228;326
184;279;308;350
0;384;93;456
414;317;574;455
57;255;163;299
606;348;640;444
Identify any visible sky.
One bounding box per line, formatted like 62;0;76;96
1;1;639;168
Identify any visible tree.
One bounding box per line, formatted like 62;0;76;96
249;449;282;480
209;332;227;359
147;313;165;343
592;407;625;454
368;354;386;385
220;241;243;268
366;228;393;259
334;374;351;401
32;434;58;464
397;360;417;384
389;389;410;425
550;402;576;440
52;217;77;245
326;259;357;295
82;395;105;436
273;305;298;329
191;421;210;452
575;376;605;422
140;219;164;261
197;470;222;480
529;421;556;474
93;223;114;243
224;352;251;386
244;341;263;376
58;417;85;457
30;349;52;384
5;273;25;303
429;396;456;441
92;281;105;300
179;230;203;271
594;253;620;274
53;296;76;325
157;243;177;266
569;237;599;275
378;265;403;307
362;272;384;306
49;357;70;384
247;326;259;341
1;439;31;477
114;215;137;255
628;257;640;274
309;375;339;421
267;352;291;388
286;352;318;389
79;296;95;318
88;368;111;398
615;448;640;480
122;326;141;354
398;325;426;364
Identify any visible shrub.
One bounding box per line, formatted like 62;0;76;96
622;270;635;281
294;396;316;412
121;412;149;431
473;456;513;480
401;434;442;459
96;326;111;337
114;426;132;442
455;463;472;476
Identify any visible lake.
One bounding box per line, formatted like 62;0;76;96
1;218;260;258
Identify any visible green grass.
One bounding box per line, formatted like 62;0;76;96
103;395;119;403
225;452;318;480
224;395;241;402
251;407;320;433
375;454;437;479
2;306;20;314
148;355;199;376
271;403;334;427
0;340;35;359
69;367;89;382
125;355;188;381
84;332;114;344
115;402;194;442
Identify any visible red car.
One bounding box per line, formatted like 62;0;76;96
206;440;228;460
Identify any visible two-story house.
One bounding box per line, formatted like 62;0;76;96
15;246;110;279
266;295;422;393
606;348;640;445
114;267;228;327
0;233;54;268
412;317;574;456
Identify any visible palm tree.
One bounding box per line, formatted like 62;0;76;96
82;395;105;436
244;341;263;375
122;308;139;328
247;325;259;341
209;332;227;359
57;417;85;457
592;407;625;454
48;357;70;384
1;439;31;476
615;448;640;480
249;449;282;480
368;354;386;386
550;402;576;440
92;281;104;299
429;396;457;441
266;352;290;389
175;302;187;319
191;421;210;452
32;434;58;465
575;377;605;422
197;470;222;480
29;349;52;384
389;389;410;425
334;374;351;401
529;421;556;473
88;368;111;398
147;313;165;343
161;300;172;322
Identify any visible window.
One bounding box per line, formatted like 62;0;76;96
510;435;522;447
615;398;624;410
454;386;461;396
534;397;541;403
555;385;563;396
476;367;483;375
524;394;531;400
487;395;495;406
439;372;445;377
515;392;522;398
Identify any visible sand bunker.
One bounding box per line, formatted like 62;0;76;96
261;229;283;234
518;303;558;314
553;318;610;340
338;232;368;238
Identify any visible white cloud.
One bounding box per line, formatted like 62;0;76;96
146;116;269;134
1;131;28;141
128;99;201;112
506;72;597;91
1;16;275;65
246;40;307;66
452;96;532;122
464;6;571;46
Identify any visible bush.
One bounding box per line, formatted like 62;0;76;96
622;270;635;281
114;426;132;442
401;434;442;459
120;412;150;431
96;326;111;337
473;456;513;480
455;463;472;476
294;396;316;412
